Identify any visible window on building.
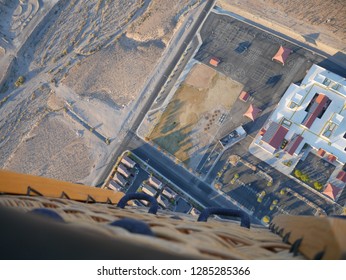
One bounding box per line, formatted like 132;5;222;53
331;82;341;91
288;101;298;109
281;118;292;128
322;122;337;138
322;78;331;86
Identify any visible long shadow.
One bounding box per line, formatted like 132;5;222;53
317;51;346;77
243;110;272;135
234;41;252;54
266;74;282;87
302;33;320;45
151;123;195;157
66;109;107;143
158;99;183;134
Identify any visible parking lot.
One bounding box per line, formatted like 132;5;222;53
195;12;325;138
107;153;194;213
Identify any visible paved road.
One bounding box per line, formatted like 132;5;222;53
126;133;261;224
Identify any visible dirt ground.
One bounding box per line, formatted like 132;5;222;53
4;113;94;183
148;63;243;165
217;0;346;54
63;0;201;107
0;0;201;184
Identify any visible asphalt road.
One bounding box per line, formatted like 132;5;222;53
126;132;262;224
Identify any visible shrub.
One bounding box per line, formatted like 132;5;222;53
267;181;273;187
313;181;323;191
262;216;270;224
294;169;302;178
234;173;239;179
14;76;25;87
301;174;310;182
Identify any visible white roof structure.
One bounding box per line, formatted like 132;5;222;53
162;187;177;200
121;156;136;169
113;173;127;187
142;185;157;197
108;180;123;192
260;64;346;163
117;164;131;178
148;176;162;189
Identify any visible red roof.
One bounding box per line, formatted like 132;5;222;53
302;94;329;128
272;46;292;65
243;104;261;121
337;171;346;183
323;183;342;200
239;91;250;102
327;154;337;162
317;148;326;157
209;57;220;67
262;122;289;150
285;134;304;155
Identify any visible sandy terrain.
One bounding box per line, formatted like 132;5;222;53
0;0;202;184
185;63;216;89
64;0;201;107
148;63;242;166
4;113;94;183
217;0;346;54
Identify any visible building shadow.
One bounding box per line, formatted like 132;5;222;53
317;51;346;77
302;33;320;45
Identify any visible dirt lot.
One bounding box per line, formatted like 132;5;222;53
4;112;95;183
0;0;201;184
148;63;243;165
217;0;346;54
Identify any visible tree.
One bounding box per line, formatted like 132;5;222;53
280;189;287;195
262;216;270;224
294;169;302;178
234;173;239;179
15;76;25;87
267;181;273;187
313;181;323;191
300;174;310;182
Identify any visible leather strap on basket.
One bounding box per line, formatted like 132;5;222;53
198;207;251;229
117;192;158;214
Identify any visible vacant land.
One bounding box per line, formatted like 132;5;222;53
217;0;346;54
4;113;94;183
0;0;202;184
148;63;242;166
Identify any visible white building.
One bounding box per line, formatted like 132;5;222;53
113;173;127;187
162;187;177;200
121;156;136;169
141;185;157;197
117;164;131;178
108;180;123;192
256;64;346;164
148;176;162;189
